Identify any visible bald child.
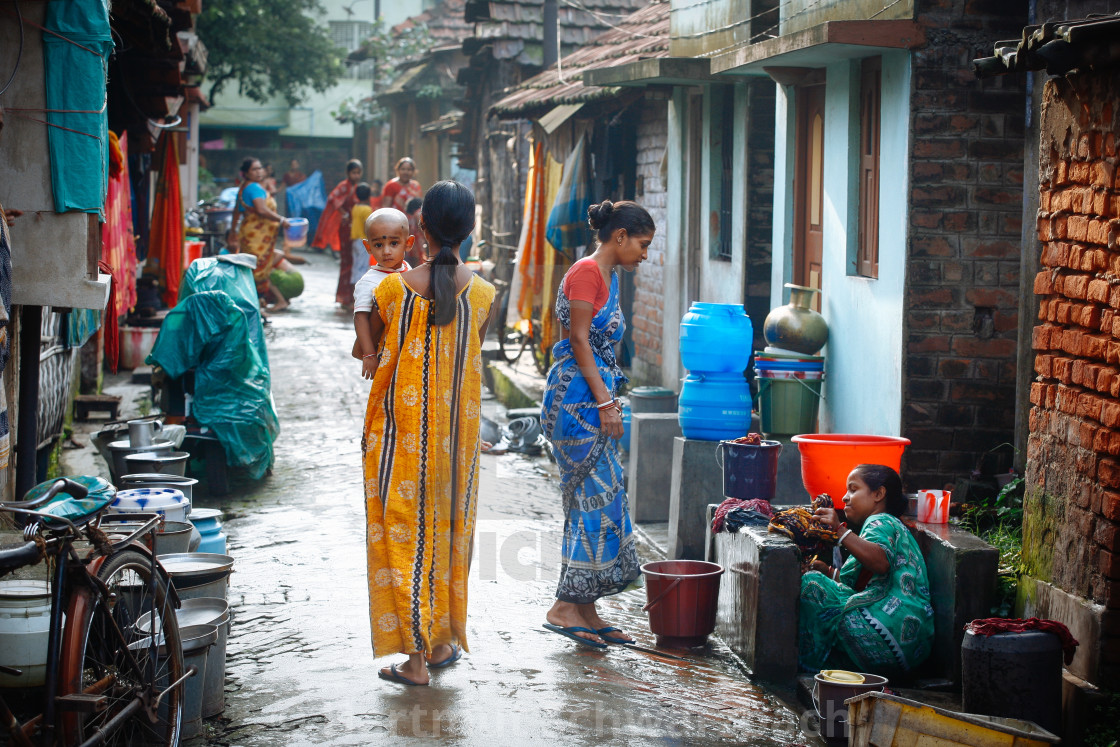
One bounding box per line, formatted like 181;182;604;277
353;208;414;379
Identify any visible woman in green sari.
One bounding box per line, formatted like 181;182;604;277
800;464;935;676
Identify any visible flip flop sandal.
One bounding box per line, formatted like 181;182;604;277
427;644;463;669
377;663;427;686
596;627;636;645
542;623;608;649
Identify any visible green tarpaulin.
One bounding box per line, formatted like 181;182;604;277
44;0;111;214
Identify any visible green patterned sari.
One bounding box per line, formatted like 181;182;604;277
799;513;935;675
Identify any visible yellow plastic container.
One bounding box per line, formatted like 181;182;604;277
846;692;1061;746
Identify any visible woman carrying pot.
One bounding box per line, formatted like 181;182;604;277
540;200;654;648
800;464;935;675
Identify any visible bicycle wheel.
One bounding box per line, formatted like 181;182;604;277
59;548;184;746
496;289;526;365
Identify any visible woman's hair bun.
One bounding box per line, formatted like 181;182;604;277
587;200;615;231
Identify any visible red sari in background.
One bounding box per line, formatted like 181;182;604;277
310;177;356;254
101;131;139;372
147;133;183;307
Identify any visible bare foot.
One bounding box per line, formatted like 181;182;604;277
546;600;604;645
426;643;455;666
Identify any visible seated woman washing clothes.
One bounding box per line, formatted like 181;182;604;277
799;464;935;677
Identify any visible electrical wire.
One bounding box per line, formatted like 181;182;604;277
0;0;24;97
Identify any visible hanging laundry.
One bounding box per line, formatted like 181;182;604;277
146;133;183;307
545;132;591;262
100;130;138;371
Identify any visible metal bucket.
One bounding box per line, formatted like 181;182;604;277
137;598;230;718
120;473;197;503
124;451;190;477
179;624;218;741
158;553;234;601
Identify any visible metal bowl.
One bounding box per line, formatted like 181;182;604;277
124;451;190;477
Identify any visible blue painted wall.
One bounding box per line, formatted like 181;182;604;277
771;49;911;436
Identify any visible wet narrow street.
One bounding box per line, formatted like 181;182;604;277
195;255;809;745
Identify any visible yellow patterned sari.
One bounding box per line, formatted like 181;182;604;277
236;186;281;295
363;272;495;657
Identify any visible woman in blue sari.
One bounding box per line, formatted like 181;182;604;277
541;200;655;648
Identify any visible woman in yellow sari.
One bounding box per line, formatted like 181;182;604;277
231;157;290;310
362;181;495;686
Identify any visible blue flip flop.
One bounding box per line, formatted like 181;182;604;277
542;623;608;649
377;664;426;686
596;627;636;645
427;644;463;669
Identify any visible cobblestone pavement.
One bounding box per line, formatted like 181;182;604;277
122;256;811;745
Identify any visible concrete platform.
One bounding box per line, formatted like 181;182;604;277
628;412;682;522
668;436;726;559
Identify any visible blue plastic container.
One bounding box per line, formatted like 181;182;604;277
679;303;752;373
284;217;309;246
620;401;632;452
189;508;227;555
678;372;752;441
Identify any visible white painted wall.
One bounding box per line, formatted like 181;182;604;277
698;84;747;305
770;50;911;436
662;90;686;389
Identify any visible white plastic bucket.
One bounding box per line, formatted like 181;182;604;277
0;580;52;687
918;489;951;524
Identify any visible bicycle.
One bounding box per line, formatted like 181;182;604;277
491;277;552;377
0;478;190;746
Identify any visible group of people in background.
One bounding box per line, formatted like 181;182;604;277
312;157;426;310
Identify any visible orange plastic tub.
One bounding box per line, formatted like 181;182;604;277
791;434;910;508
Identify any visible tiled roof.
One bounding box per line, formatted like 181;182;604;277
973;11;1120;78
393;0;473;50
463;0;652;65
490;0;667;115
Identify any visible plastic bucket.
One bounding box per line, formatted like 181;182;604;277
119;326;160;370
0;581;51;687
917;489;951;524
629;386;678;414
813;671;888;742
640;560;724;648
758;377;822;437
284;217;309;246
679;303;752;372
678;372;752;441
183;240;205;269
792;434;910;508
190;509;227;555
718;439;782;501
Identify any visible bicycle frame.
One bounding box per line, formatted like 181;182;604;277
0;504;180;747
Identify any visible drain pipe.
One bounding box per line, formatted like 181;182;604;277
15;305;41;500
543;0;558;69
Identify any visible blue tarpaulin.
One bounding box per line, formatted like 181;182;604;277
44;0;111;214
284;170;326;239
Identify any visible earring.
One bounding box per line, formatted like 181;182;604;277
617;237;622;245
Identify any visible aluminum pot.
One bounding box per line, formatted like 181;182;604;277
120;474;197;502
124;451;190;477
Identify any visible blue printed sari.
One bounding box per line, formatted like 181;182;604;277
541;270;641;603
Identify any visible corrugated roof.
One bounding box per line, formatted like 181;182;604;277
973;11;1120;78
464;0;652;66
350;0;473;63
490;0;668;115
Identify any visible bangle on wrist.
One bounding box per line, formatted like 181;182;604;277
832;567;839;581
596;398;618;410
362;352;377;359
839;528;853;545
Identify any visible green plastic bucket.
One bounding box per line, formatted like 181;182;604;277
758;377;822;436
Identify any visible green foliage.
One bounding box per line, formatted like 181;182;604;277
416;84;443;100
960;477;1025;617
1085;691;1120;746
332;20;434;124
197;0;344;106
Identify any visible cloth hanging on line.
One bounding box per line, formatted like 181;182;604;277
99;130;138;370
43;0;112;214
512;142;562;323
146;133;183;307
545;132;591;262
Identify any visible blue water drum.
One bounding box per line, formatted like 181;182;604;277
679;303;753;372
189;508;227;555
678;372;752;441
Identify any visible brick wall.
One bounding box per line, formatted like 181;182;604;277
902;0;1028;489
631;97;668;386
1027;69;1120;684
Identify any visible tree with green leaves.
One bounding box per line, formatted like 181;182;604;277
332;19;432;124
197;0;345;106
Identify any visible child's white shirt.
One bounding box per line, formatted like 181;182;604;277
353;261;412;314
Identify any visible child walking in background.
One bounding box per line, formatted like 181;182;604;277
350;183;374;292
352;208;414;379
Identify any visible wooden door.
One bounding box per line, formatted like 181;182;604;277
794;84;825;295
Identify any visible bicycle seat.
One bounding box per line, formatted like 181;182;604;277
0;541;42;573
3;476;115;529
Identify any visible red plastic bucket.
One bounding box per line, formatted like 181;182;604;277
640;560;724;648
